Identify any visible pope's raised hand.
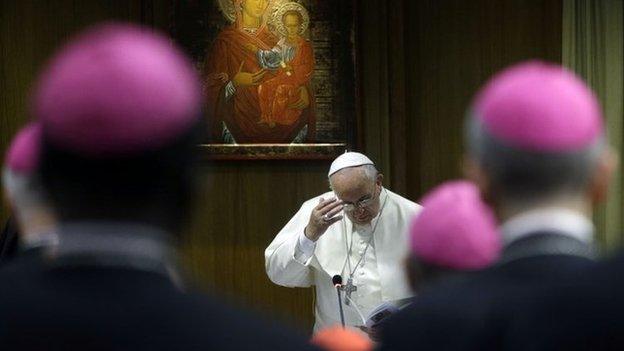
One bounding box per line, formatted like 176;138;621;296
304;197;344;242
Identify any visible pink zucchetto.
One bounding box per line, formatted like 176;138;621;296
3;123;47;210
472;61;603;152
4;123;42;175
32;23;201;157
410;180;501;270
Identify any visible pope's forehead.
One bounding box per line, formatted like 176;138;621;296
330;167;371;188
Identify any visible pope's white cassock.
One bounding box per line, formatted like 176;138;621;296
265;188;422;331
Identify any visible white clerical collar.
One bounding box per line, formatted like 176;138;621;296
500;207;594;246
353;188;387;234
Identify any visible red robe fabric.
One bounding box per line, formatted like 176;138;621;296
204;26;316;143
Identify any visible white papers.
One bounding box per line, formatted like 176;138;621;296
365;298;413;329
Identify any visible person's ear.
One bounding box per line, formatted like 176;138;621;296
588;147;618;204
376;173;384;187
462;155;490;195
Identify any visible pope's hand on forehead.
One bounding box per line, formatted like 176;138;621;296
304;197;344;242
317;197;344;219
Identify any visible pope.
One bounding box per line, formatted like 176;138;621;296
265;152;422;332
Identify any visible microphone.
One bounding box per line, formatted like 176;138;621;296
332;275;346;328
332;274;343;287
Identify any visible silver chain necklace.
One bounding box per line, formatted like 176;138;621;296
340;188;388;305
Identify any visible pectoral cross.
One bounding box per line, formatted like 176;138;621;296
343;278;357;305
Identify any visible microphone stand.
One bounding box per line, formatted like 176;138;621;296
336;284;346;328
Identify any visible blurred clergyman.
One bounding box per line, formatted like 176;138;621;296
403;180;501;293
376;180;501;343
0;23;317;350
1;123;57;260
377;61;615;351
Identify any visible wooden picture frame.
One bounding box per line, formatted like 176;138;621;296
170;0;358;160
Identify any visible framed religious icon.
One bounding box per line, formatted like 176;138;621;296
170;0;358;159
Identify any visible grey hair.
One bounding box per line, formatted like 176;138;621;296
465;112;605;203
328;164;378;189
2;169;49;214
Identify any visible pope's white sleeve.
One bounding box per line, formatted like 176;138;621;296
265;202;316;288
294;231;316;262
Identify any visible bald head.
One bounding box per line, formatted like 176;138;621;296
35;23;203;232
466;117;605;204
465;61;613;209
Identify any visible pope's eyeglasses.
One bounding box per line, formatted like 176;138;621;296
342;183;379;212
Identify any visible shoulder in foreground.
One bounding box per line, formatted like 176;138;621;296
183;292;320;350
0;251;43;278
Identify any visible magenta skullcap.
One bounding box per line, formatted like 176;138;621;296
4;123;42;175
472;61;603;152
33;23;201;157
410;180;501;270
